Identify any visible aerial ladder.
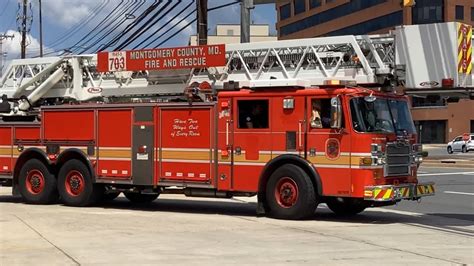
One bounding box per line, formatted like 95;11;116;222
0;22;472;118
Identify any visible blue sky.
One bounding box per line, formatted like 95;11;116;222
0;0;276;63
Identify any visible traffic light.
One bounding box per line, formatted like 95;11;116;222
401;0;415;7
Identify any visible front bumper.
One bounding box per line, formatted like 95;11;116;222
364;182;435;202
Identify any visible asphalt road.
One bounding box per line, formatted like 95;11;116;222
1;166;473;264
386;166;474;221
423;144;474;159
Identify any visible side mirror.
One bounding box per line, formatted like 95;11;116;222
330;96;342;129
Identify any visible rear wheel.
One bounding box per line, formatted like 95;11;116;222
462;146;467;153
124;192;159;203
326;197;366;216
18;159;58;204
58;159;102;207
447;146;453;154
266;164;318;220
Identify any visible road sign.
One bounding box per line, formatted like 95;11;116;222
97;44;226;72
457;23;472;74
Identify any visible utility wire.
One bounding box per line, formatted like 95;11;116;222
131;0;193;49
99;0;160;51
67;0;127;53
140;6;195;48
114;0;180;50
72;0;141;53
146;1;239;48
79;0;146;54
47;0;109;48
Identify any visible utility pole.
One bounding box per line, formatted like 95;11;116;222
18;0;32;59
20;0;28;58
196;0;208;45
0;34;14;77
240;0;254;43
39;0;43;57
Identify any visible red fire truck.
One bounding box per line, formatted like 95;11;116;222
0;27;445;219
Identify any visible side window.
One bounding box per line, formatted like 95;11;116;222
310;99;332;129
454;137;462;142
238;100;269;129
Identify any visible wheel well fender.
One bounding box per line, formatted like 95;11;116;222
56;148;95;180
13;148;51;189
257;154;322;203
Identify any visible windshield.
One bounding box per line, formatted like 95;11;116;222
350;97;416;134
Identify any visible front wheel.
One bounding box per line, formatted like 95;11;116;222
326;197;366;216
57;159;102;207
462;146;467;153
265;164;318;220
447;146;453;154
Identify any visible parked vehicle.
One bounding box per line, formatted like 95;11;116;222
447;134;474;153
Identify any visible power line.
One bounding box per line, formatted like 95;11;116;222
47;0;109;48
67;0;128;53
114;0;180;50
140;6;195;48
72;0;140;53
99;0;161;51
131;0;194;49
79;0;147;54
154;17;196;48
147;1;239;48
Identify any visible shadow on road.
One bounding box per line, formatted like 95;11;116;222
1;195;473;236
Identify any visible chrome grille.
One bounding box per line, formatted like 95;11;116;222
385;143;411;177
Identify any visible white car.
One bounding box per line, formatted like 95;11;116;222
447;134;474;154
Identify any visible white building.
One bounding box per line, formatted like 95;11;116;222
189;24;277;45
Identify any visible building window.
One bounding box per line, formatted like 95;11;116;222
456;5;464;20
280;4;291;20
325;11;403;36
411;95;446;108
471;7;474;21
310;0;321;9
412;0;443;24
280;0;388;37
326;0;335;3
226;29;234;36
293;0;305;15
238;100;269;129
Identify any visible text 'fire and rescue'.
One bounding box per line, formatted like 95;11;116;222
130;46;220;69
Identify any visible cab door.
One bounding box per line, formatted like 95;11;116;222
306;96;351;196
230;98;274;192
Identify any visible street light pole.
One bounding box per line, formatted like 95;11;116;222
39;0;43;57
240;0;253;43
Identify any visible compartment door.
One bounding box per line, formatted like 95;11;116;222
159;106;214;184
132;107;154;186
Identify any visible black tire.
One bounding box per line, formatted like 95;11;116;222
57;159;102;207
462;146;467;153
326;197;366;216
102;192;121;201
124;192;159;203
265;164;318;220
18;159;58;204
447;146;453;154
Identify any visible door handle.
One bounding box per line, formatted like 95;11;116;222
298;120;304;149
226;119;230;147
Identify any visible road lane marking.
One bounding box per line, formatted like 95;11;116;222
418;171;474;176
443;191;474;196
